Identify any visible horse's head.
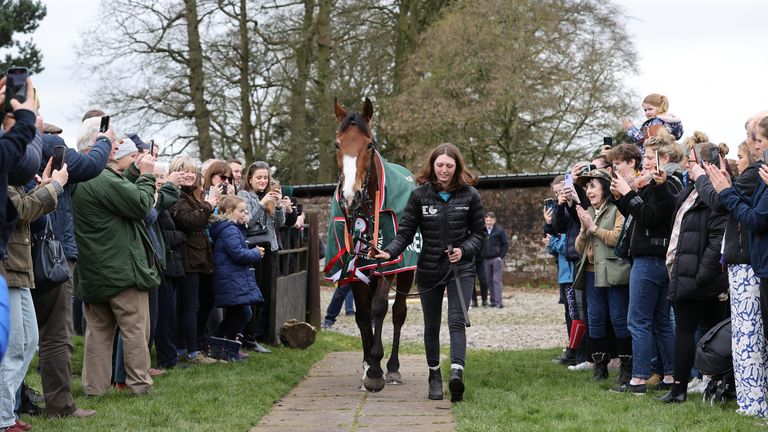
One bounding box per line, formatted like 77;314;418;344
334;97;375;209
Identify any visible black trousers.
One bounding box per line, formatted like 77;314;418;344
672;298;729;383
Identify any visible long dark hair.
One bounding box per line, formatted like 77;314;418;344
242;161;271;195
415;143;477;191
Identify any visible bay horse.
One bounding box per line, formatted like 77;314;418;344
325;97;417;392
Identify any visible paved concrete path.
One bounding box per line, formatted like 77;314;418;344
251;351;456;432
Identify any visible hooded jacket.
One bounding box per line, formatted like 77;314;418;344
210;218;264;307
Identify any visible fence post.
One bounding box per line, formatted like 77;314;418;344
307;210;321;328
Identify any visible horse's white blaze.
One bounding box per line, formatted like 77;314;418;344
342;155;358;205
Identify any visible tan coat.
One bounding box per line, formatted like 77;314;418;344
3;183;59;288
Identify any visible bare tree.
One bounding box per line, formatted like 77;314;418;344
381;0;637;173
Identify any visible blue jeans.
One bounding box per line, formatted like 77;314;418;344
585;272;629;339
324;284;354;323
0;288;38;428
627;256;675;378
113;331;126;385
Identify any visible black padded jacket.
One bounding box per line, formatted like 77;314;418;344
665;185;728;302
383;182;485;288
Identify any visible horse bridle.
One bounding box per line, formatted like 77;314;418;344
337;140;378;256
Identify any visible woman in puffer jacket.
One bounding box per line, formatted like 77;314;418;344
371;143;485;404
657;135;729;403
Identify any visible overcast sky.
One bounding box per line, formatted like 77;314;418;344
31;0;768;160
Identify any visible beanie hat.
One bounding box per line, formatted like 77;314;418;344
114;138;138;160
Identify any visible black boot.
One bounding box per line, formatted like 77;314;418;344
656;382;687;403
449;368;464;403
428;368;443;400
553;348;577;366
617;355;632;385
592;352;609;381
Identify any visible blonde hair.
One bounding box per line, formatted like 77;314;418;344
643;93;669;114
219;195;246;215
738;140;756;168
644;128;683;162
169;155;198;175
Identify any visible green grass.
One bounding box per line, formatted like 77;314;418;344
456;348;767;432
23;332;360;431
21;337;768;431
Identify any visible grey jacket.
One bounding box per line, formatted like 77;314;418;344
238;189;285;251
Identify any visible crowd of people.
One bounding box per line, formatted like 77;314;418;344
0;77;308;431
544;92;768;418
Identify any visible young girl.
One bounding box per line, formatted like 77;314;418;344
623;93;684;146
209;196;265;360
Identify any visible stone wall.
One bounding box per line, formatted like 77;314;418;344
300;184;558;288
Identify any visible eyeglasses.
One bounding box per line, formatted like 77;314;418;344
215;174;235;183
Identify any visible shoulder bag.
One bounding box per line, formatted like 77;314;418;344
32;215;70;289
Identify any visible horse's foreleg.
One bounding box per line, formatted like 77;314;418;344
386;271;413;384
363;276;389;392
352;283;374;391
386;291;407;384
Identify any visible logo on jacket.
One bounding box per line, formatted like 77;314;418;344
421;205;438;216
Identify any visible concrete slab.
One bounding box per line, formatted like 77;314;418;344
250;352;456;432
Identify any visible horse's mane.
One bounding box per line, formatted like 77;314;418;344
338;112;371;137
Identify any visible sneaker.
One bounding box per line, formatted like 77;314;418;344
321;320;334;330
567;361;593;371
610;382;647;395
188;353;217;365
688;376;710;394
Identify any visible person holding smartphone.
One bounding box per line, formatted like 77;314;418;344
237;161;286;352
608;137;683;395
706;119;768;416
369;143;484;403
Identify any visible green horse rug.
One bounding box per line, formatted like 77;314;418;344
324;151;420;284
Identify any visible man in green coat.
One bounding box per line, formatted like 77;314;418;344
71;142;160;397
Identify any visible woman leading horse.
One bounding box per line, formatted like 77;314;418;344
371;142;485;403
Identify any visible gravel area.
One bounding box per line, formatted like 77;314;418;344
320;287;567;351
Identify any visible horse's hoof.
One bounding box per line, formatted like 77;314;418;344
364;376;386;392
386;372;403;385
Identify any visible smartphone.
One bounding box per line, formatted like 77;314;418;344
709;146;721;168
208;185;217;198
272;180;281;193
149;139;155;156
219;183;227;196
544;198;554;210
176;162;185;172
603;136;613;149
655;150;660;173
763;149;768;165
581;164;597;175
564;173;573;188
99;115;110;133
3;67;28;113
692;143;703;166
51;145;66;171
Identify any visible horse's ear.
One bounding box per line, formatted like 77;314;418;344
334;98;347;123
363;97;374;123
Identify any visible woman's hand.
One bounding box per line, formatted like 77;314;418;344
281;196;293;213
705;162;732;193
51;163;69;188
652;167;667;185
206;184;221;207
367;246;391;261
446;247;462;263
576;206;597;233
543;207;553;224
689;163;705;182
610;173;631;197
622;118;633;131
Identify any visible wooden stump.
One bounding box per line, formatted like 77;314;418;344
279;319;317;349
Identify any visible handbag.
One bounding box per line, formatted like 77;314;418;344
246;218;272;249
32;215;70;289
